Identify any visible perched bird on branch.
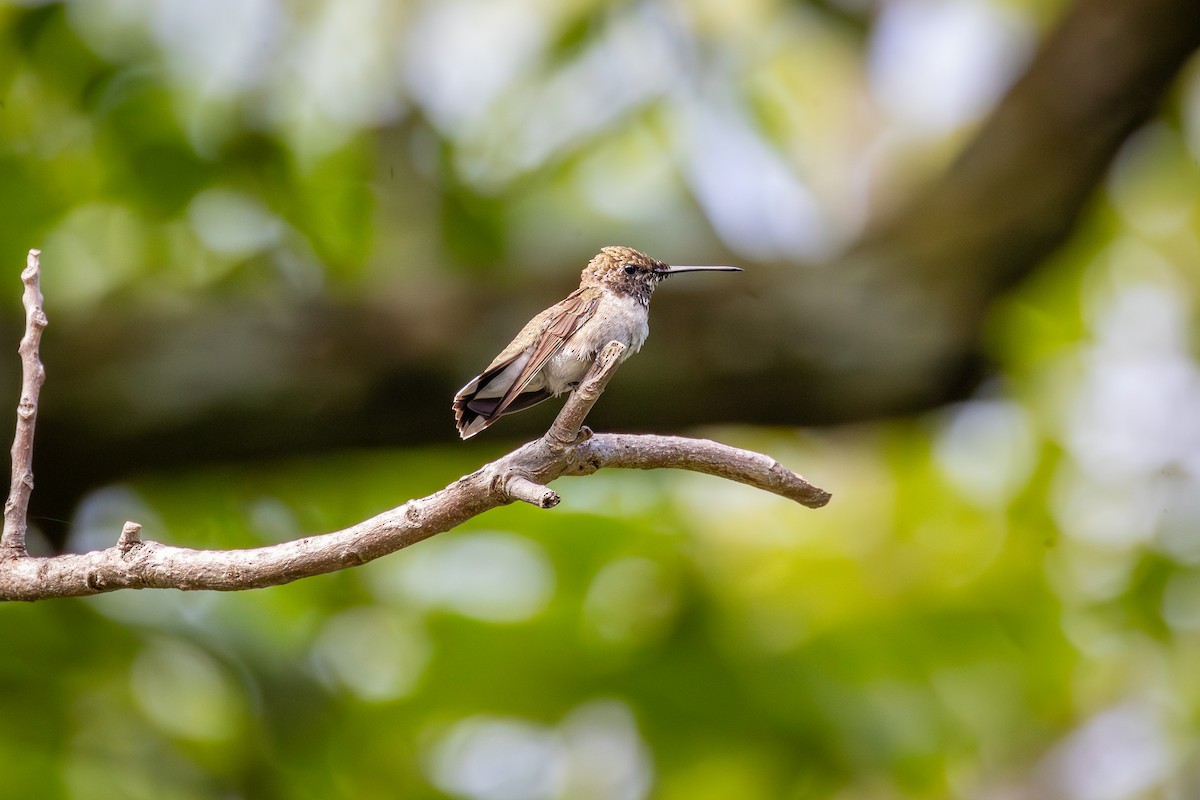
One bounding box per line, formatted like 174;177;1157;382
453;246;740;438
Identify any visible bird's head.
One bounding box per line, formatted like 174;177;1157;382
581;246;741;305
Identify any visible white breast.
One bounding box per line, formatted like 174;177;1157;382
582;292;650;355
545;292;649;395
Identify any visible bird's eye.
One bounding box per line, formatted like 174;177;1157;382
623;265;637;275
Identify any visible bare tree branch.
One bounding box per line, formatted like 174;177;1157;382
545;340;625;451
567;434;829;506
1;250;46;558
0;255;828;601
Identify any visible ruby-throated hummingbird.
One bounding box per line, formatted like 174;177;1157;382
453;245;742;438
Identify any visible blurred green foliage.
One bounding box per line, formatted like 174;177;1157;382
1;434;1074;799
2;1;1200;799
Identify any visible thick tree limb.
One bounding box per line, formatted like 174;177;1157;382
765;0;1200;419
0;260;828;601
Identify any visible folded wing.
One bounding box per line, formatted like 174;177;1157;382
453;289;599;438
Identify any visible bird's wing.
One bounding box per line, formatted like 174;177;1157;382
488;287;600;419
453;288;600;438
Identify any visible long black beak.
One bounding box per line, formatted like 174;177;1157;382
655;265;743;276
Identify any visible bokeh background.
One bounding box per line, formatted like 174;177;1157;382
3;0;1200;797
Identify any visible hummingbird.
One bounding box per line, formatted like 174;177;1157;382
453;245;742;439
